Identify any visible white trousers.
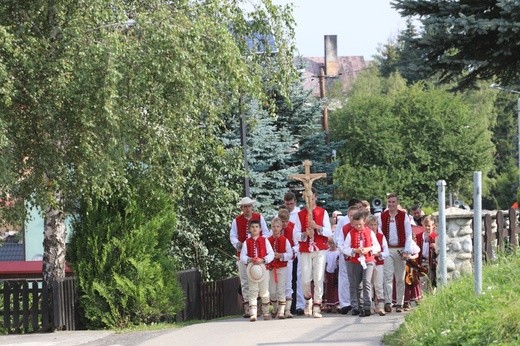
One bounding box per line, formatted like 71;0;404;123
248;276;270;306
237;260;249;303
296;254;305;309
269;267;287;302
383;248;406;306
300;250;326;304
372;263;384;306
285;260;294;300
338;256;351;307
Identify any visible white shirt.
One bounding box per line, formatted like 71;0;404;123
229;214;271;251
377;211;413;253
333;215;350;248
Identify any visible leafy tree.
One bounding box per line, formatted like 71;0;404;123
0;0;295;300
330;70;495;208
392;0;520;90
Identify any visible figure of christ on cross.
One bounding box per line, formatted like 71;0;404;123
289;160;326;238
289;160;332;318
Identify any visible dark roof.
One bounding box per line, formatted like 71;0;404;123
0;243;24;261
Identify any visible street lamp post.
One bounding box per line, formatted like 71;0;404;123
490;84;520;187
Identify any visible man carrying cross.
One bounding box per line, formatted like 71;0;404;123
291;160;331;318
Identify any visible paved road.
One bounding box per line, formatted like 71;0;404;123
0;312;406;346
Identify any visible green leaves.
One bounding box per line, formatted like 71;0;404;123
331;72;494;207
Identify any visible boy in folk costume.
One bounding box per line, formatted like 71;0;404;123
277;207;297;318
342;211;381;317
230;197;271;317
366;215;389;316
267;217;293;319
240;219;274;322
293;188;332;318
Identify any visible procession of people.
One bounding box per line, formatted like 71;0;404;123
230;188;438;322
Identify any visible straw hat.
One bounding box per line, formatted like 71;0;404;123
237;197;256;207
246;262;267;283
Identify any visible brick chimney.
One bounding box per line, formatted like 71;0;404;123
324;35;339;76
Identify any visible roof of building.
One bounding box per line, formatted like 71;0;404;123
296;56;369;97
0;243;24;261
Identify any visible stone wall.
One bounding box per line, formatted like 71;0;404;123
436;207;507;281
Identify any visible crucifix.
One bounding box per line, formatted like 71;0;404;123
289;160;326;225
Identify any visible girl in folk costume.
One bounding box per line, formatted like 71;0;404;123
277;207;297;318
323;237;340;313
342;211;381;317
417;215;438;292
293;188;332;318
267;217;293;319
240;220;275;322
401;237;423;311
366;215;389;316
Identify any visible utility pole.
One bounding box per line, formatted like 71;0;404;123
318;67;329;144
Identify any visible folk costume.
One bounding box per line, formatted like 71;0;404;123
333;215;351;312
281;220;297;318
417;230;438;292
267;234;293;319
378;209;413;312
230;198;271;317
294;206;332;318
323;247;340;312
342;226;381;316
240;235;274;321
372;231;389;315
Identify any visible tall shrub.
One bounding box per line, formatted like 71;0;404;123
68;187;183;329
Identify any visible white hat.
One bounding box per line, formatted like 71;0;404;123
237;197;256;207
246;262;267;283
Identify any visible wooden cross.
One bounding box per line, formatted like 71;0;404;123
289;160;326;224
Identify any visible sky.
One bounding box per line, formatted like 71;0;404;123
276;0;408;59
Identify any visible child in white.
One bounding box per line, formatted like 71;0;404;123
366;215;389;316
323;237;340;312
240;220;275;321
267;217;293;319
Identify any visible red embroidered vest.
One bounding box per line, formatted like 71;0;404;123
267;235;288;269
348;227;375;264
245;236;267;259
375;232;385;266
235;212;262;255
282;221;295;247
381;210;406;247
298;207;328;252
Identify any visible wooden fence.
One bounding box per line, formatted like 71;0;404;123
0;277;79;333
482;207;519;261
176;269;242;321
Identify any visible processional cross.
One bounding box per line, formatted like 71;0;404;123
289;160;326;225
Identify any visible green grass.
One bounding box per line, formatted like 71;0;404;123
383;249;520;345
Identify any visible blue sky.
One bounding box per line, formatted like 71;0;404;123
277;0;408;59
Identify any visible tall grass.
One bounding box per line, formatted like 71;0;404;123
383;249;520;345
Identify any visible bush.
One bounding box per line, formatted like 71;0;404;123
68;188;184;329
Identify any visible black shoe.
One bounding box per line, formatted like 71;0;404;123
395;305;403;313
362;309;371;317
351;308;360;316
340;306;352;315
296;308;304;316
